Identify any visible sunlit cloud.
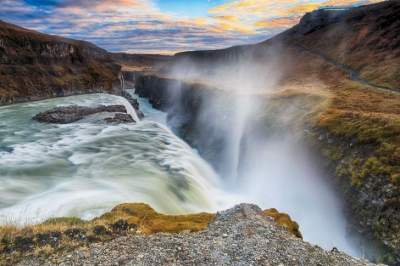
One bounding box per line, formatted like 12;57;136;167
209;0;382;34
0;0;384;54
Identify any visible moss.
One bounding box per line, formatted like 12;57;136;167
391;173;400;184
360;157;389;178
263;208;302;239
42;217;86;226
97;203;215;235
317;110;400;186
335;156;393;187
321;146;343;161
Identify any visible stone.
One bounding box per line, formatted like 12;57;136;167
33;105;127;124
104;113;135;124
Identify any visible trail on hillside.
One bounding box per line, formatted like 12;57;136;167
293;43;400;95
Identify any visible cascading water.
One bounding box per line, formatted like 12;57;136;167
167;58;363;258
0;93;237;225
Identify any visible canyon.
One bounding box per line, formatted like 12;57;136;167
1;1;400;265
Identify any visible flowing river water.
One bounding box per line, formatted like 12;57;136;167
0;92;238;225
0;90;362;258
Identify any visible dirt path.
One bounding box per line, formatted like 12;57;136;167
293;43;400;95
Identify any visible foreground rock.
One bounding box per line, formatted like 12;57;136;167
15;204;375;266
121;91;144;119
32;105;131;124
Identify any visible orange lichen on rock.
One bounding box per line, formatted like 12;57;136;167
97;203;215;234
263;208;303;239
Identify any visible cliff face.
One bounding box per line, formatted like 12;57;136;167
0;20;122;105
133;1;400;264
135;75;234;173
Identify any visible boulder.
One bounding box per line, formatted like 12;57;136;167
33;105;127;124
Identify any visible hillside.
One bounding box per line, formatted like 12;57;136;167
0;20;122;105
174;1;400;91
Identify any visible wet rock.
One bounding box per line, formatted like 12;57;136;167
14;236;34;252
122;91;139;109
33;105;127;124
36;231;62;247
121;91;144;119
111;219;131;233
1;236;13;253
86;235;101;243
104;113;135;124
64;228;87;241
93;225;110;236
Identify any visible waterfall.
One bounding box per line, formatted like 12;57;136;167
119;97;140;122
120;72;125;92
118;73;139;122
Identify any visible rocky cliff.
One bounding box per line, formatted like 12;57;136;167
0;20;122;105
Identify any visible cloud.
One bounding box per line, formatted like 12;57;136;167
254;17;300;29
209;0;382;33
0;0;384;54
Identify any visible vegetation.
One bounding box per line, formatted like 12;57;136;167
263;208;302;239
317;107;400;186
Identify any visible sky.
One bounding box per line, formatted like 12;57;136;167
0;0;381;54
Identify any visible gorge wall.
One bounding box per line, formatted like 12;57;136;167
0;20;122;105
135;75;232;174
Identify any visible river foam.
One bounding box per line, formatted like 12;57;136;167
0;93;236;225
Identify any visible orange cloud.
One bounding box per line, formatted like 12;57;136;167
209;0;384;33
285;3;322;15
255;17;301;29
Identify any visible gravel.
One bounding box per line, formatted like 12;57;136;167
17;204;380;266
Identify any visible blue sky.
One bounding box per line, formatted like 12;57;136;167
0;0;381;54
156;0;229;17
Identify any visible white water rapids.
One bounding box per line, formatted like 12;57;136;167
0;92;237;225
0;91;361;257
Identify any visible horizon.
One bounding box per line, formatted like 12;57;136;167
1;0;382;54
